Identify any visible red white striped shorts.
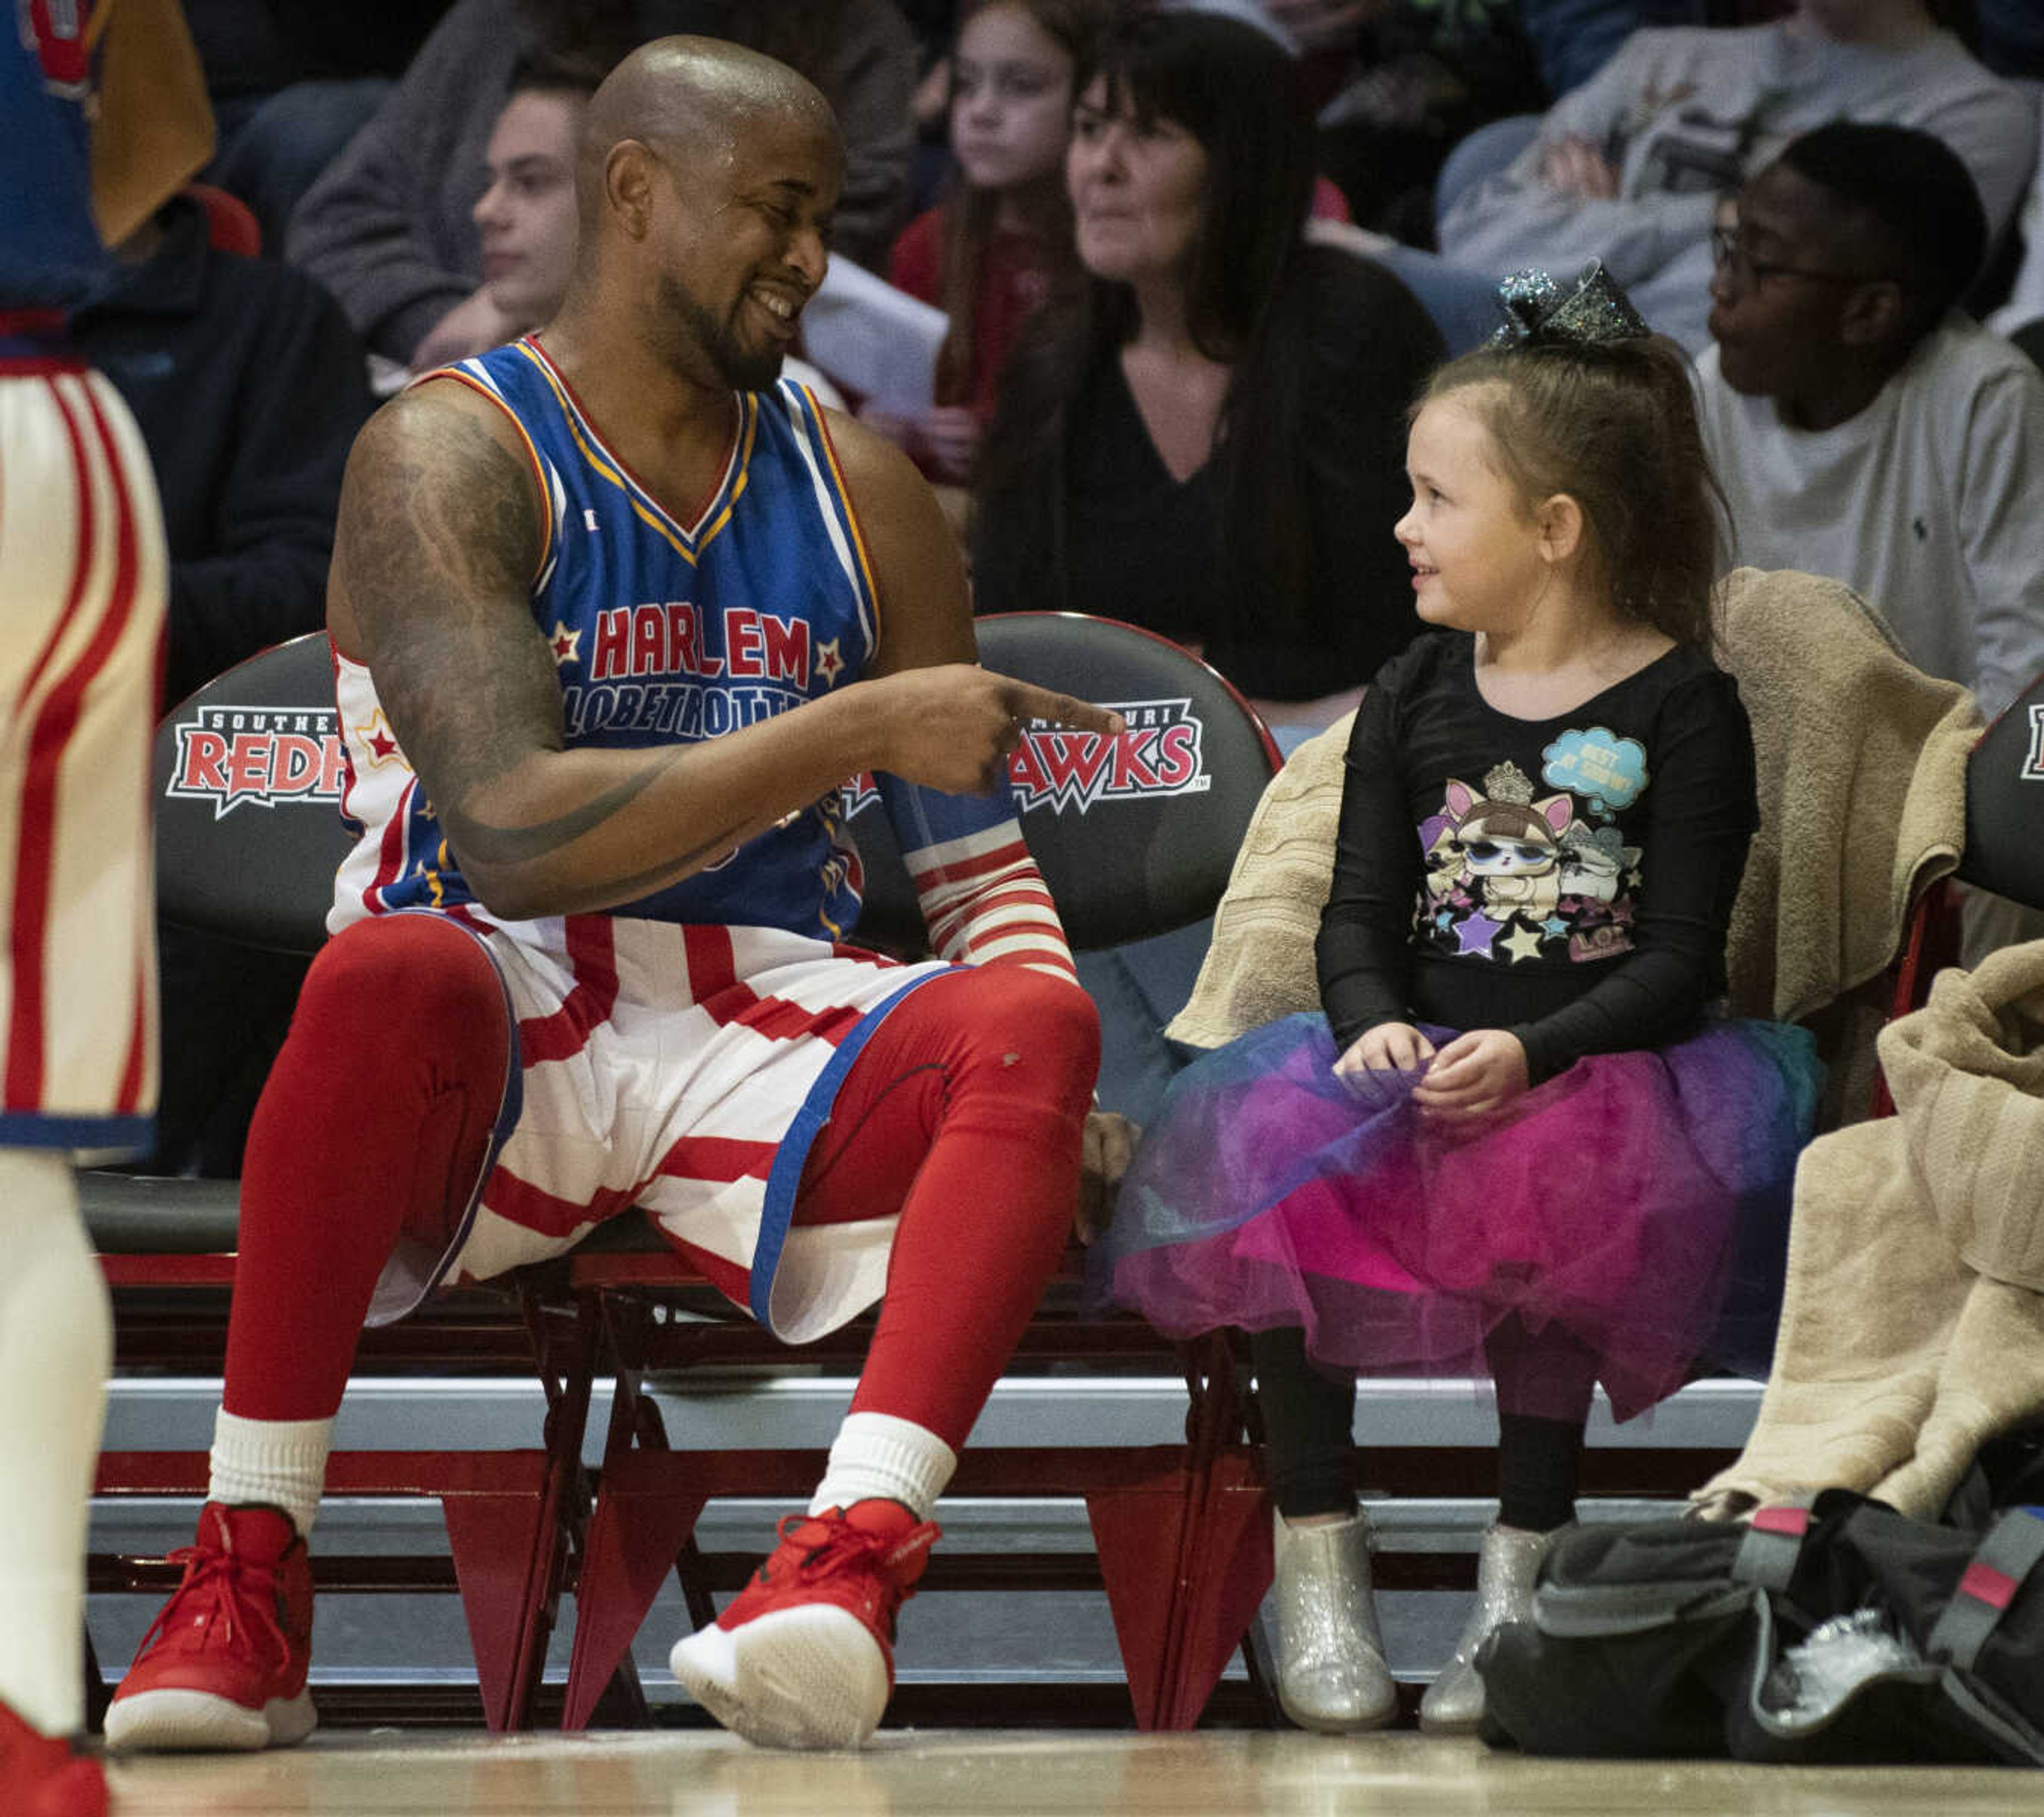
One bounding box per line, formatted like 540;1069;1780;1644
0;363;165;1154
364;905;953;1339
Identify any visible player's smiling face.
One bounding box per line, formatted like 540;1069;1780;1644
652;106;844;392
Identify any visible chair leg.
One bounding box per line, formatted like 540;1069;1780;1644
1085;1468;1194;1730
443;1474;560;1733
1159;1448;1274;1730
561;1453;712;1731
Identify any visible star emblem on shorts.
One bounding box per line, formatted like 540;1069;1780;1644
354;708;402;767
549;621;582;666
813;637;844;685
1502;923;1545;964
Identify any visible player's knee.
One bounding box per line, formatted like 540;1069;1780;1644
955;967;1100;1113
295;915;501;1040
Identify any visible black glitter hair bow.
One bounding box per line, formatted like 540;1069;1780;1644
1488;260;1651;349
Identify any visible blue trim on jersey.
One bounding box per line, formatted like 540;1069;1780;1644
0;1112;153;1155
748;968;954;1336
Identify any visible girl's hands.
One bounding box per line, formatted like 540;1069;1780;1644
1332;1024;1530;1121
1333;1021;1436;1082
1411;1029;1528;1122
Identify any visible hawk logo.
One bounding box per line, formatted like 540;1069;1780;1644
2024;702;2044;784
1010;697;1208;813
835;700;1209;820
167;706;347;819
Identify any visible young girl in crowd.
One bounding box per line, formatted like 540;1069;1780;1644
1089;266;1821;1734
873;0;1105;483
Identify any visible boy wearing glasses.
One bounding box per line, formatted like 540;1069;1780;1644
1697;122;2044;723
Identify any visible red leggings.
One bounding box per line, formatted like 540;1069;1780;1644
224;914;1098;1449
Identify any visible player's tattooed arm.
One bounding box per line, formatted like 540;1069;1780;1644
331;389;756;915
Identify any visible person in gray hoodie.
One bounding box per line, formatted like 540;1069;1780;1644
1437;0;2035;352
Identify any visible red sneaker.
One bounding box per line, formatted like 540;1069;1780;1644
103;1503;315;1754
0;1699;105;1817
669;1501;939;1749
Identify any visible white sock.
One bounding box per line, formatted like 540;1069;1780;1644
0;1150;106;1737
808;1411;957;1522
208;1408;332;1540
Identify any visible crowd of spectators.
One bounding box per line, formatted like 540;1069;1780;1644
107;0;2044;1153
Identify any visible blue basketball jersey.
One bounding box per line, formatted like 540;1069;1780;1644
1;2;107;314
366;337;880;939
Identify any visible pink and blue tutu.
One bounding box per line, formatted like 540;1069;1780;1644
1089;1012;1821;1421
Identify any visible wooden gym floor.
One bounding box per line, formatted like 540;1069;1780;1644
100;1729;2039;1815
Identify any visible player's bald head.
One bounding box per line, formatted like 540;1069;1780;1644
578;35;837;227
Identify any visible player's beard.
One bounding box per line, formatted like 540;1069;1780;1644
655;267;785;393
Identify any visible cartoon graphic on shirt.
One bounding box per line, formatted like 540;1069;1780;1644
1417;731;1648;962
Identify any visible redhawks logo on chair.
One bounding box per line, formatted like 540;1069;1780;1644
1010;698;1207;812
167;706;347;818
2024;703;2044;783
839;700;1209;818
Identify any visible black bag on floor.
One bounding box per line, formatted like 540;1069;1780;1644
1477;1489;2044;1766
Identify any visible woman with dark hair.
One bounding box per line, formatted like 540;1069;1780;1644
970;7;1444;737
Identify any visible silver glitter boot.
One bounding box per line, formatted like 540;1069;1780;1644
1268;1509;1398;1733
1417;1523;1556;1735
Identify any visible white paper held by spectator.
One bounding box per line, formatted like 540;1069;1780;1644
802;258;948;410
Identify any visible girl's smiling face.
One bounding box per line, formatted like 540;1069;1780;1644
1394;393;1553;635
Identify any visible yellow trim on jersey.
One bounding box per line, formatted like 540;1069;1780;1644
512;341;698;566
694;394;760;554
416;368;557;587
808;389;881;621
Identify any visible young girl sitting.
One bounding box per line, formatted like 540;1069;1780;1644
1089;265;1821;1736
874;0;1103;484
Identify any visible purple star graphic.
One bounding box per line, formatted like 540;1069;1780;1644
1454;910;1502;955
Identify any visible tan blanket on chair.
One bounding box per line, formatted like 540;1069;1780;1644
1717;568;1976;1024
1695;940;2044;1520
1165;713;1353;1049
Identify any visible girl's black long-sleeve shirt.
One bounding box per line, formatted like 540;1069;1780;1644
1316;630;1759;1084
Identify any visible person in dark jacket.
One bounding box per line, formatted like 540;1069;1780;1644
70;191;373;709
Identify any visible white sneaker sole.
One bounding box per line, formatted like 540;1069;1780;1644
104;1686;316;1755
670;1605;889;1749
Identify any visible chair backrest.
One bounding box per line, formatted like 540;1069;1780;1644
844;613;1281;955
184;182;262;258
153;632;352;955
153;615;1282;961
1956;670;2044;911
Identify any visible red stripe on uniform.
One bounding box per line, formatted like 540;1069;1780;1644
362;775;416;916
482;1166;643;1240
731;997;863;1046
682;923;740;999
905;837;1032;887
654;1134;779;1182
7;380;113;1106
516;914;620;1064
80;385;154;1115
